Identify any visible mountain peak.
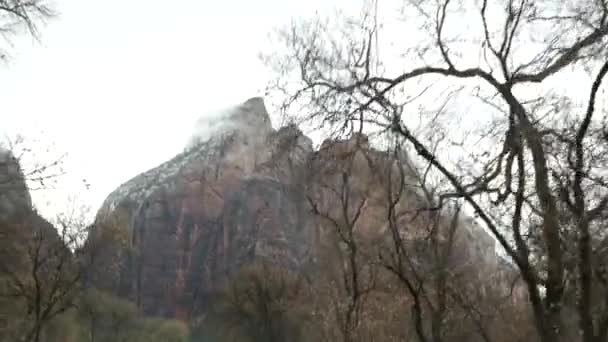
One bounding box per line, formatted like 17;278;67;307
241;96;266;112
187;97;272;149
0;151;32;222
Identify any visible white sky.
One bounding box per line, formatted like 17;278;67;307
0;0;343;218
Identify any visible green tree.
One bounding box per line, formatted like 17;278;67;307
204;262;309;342
76;288;137;342
134;318;190;342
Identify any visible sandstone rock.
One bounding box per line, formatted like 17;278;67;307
91;97;501;320
91;98;317;318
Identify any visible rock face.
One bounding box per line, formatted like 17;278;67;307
92;98;316;319
0;149;32;222
91;97;500;319
0;151;70;339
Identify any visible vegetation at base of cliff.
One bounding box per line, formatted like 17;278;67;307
0;287;190;342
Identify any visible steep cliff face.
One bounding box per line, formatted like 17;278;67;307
91;98;316;319
91;97;501;319
0;149;64;258
0;151;71;340
0;150;58;250
0;149;32;223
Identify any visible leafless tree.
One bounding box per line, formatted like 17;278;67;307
377;141;532;342
300;132;530;341
0;139;81;342
0;207;89;342
306;137;377;342
266;0;608;341
0;0;53;59
0;135;65;191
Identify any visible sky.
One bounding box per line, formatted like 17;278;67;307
0;0;342;218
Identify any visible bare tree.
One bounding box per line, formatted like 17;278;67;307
377;142;532;342
300;130;531;341
0;0;53;59
306;136;377;342
0;207;89;342
0;139;79;342
0;135;65;191
267;0;608;341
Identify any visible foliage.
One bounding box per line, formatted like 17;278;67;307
0;213;84;342
75;288;138;342
198;262;310;342
133;318;190;342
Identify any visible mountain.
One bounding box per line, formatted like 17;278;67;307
0;149;76;342
0;148;32;223
89;97;503;320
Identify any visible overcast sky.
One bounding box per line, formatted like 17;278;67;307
0;0;344;217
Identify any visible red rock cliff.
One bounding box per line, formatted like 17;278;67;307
90;98;317;319
89;97;503;320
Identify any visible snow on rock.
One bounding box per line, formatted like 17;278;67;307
186;97;272;149
96;97;276;221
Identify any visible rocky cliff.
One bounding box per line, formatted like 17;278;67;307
90;97;501;319
0;149;71;340
90;98;317;319
0;148;32;223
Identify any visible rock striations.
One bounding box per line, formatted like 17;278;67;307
90;97;501;319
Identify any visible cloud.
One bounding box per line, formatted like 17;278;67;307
185;97;271;150
186;105;243;149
